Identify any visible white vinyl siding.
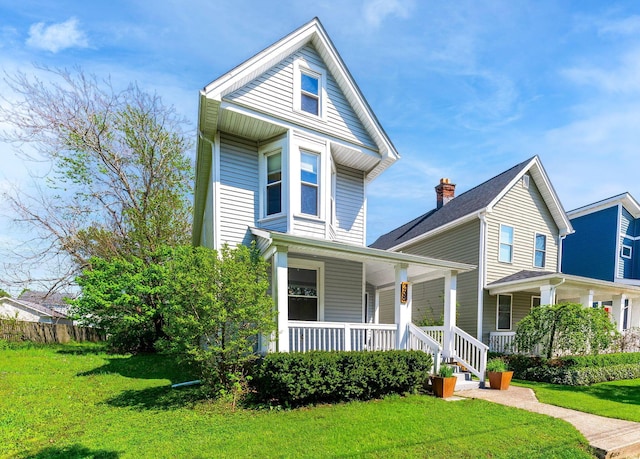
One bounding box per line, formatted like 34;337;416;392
298;255;363;323
486;176;559;283
225;44;376;150
293;215;325;239
378;289;395;324
334;165;365;245
218;134;259;247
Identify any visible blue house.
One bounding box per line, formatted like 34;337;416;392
562;193;640;330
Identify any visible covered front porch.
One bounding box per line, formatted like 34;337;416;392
252;229;487;378
486;271;640;353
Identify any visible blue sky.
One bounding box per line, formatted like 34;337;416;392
2;0;640;287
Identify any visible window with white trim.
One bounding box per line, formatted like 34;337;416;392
294;60;325;118
300;151;319;216
621;244;632;259
497;294;512;330
499;225;514;263
534;233;546;268
288;260;323;321
531;296;541;309
300;71;320;115
265;151;282;216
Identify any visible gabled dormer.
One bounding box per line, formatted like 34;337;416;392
193;18;399;249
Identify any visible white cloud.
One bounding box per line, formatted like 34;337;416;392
363;0;413;28
598;15;640;36
562;48;640;94
26;17;89;53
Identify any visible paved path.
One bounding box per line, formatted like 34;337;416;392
459;386;640;459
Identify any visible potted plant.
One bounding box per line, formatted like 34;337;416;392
486;357;513;390
432;365;456;398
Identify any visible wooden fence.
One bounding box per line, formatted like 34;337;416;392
0;319;104;344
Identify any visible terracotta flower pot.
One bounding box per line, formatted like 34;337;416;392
488;371;514;390
432;376;456;398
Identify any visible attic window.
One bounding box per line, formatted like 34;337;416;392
294;59;325;119
522;175;530;189
301;72;320;115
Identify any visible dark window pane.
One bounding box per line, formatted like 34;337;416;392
301;94;319;115
288;297;317;321
301;73;319;95
267;183;281;215
267;171;281;184
498;295;511;330
301;184;318;215
535;250;545;267
535;234;546;250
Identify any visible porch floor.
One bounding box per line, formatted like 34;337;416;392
460;386;640;459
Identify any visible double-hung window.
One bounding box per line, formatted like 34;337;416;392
534;233;546;268
266;152;282;216
300;151;319;216
497;294;512;330
294;59;325;118
499;224;514;263
300;71;320;116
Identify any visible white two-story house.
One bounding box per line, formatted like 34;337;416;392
192;18;482;376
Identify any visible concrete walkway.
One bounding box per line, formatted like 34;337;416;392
459;386;640;459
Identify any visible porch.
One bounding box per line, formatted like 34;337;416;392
288;321;488;381
486;271;640;353
252;229;487;380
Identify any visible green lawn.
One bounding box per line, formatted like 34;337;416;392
514;378;640;422
0;342;595;458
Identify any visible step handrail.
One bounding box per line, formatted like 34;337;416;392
408;323;442;374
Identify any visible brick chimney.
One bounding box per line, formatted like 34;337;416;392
435;178;456;209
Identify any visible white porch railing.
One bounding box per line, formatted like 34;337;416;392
408;323;441;374
289;321;396;352
423;326;488;380
489;332;516;353
453;327;488;380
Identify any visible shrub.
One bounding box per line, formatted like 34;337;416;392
505;353;640;385
437;365;454;378
513;303;617;358
486;357;509;372
252;350;432;407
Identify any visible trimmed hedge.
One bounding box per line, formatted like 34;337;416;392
252;350;432;406
505;353;640;385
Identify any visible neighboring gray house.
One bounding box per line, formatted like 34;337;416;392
371;156;640;352
192;18;485;379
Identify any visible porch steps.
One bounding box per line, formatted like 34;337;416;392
450;364;482;392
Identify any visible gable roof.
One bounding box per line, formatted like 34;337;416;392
371;156;573;251
568;192;640;220
0;296;69;320
198;17;399;176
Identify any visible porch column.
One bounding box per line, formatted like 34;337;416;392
631;298;640;328
443;271;458;359
374;290;380;324
540;284;555;306
273;247;289;352
580;290;594;309
611;295;627;333
395;264;411;350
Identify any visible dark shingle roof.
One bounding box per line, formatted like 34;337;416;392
370;157;535;250
487;270;556;286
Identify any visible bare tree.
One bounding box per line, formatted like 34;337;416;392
0;66;193;292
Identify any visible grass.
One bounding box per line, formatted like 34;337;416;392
514;378;640;422
0;342;595;458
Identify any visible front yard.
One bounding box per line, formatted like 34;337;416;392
514;379;640;422
0;342;595;458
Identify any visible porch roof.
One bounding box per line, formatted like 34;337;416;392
251;228;475;289
487;270;640;301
